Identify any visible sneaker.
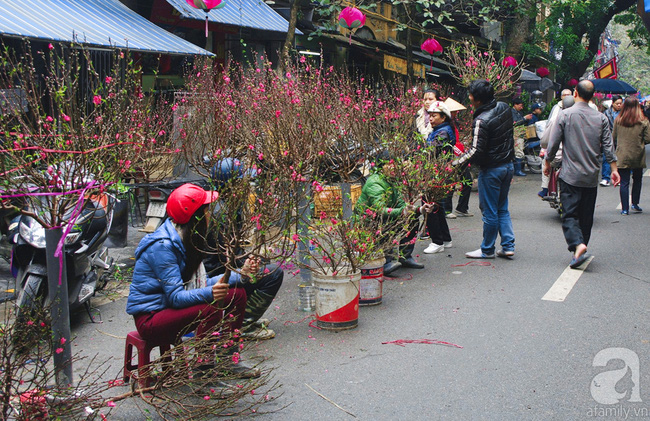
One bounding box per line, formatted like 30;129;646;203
496;249;515;258
242;325;276;340
631;205;643;213
443;241;453;248
419;233;430;240
599;179;610;186
423;243;444;254
454;210;474;217
537;188;548;198
465;249;495;259
621;210;629;215
445;212;457;219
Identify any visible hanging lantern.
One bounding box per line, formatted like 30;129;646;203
536;67;550;78
502;56;517;67
567;78;578;88
186;0;225;38
338;7;366;30
338;7;366;44
421;38;443;56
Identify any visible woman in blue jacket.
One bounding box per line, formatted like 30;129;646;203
126;183;256;376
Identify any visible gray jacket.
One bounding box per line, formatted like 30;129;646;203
546;102;617;188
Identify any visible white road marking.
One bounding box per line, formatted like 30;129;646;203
542;256;594;302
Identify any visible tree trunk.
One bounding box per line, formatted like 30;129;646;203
406;25;414;83
279;0;300;71
567;0;636;78
505;1;536;56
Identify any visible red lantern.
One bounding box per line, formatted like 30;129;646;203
568;78;578;88
502;56;517;67
536;67;550;78
186;0;225;37
421;38;443;57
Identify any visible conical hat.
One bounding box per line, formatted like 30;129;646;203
443;97;467;112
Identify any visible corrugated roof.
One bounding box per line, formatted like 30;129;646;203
0;0;212;55
166;0;302;34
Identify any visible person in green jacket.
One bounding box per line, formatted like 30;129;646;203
356;159;433;276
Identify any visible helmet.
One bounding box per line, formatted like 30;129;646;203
166;183;219;224
210;157;255;184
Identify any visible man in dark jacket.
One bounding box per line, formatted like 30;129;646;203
454;79;516;259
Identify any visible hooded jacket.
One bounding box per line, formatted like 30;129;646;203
455;100;514;168
126;219;241;315
355;173;406;219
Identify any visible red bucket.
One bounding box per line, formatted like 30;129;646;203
360;257;385;306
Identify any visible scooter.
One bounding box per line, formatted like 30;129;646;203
542;165;562;215
9;192;115;320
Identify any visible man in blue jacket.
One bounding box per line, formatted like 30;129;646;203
454;79;516;259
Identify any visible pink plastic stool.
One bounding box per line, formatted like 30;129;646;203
123;331;172;388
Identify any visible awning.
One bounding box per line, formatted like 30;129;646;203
0;0;212;56
166;0;302;35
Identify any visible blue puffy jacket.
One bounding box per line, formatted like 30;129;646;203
126;219;241;315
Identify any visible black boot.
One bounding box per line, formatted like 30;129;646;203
383;257;401;277
242;290;275;340
399;256;424;269
514;158;527;176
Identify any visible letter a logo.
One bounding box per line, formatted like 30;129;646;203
591;348;642;405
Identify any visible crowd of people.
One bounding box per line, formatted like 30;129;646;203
124;78;649;393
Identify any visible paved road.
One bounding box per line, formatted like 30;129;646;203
1;163;649;421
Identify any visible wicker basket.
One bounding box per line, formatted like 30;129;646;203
314;184;362;218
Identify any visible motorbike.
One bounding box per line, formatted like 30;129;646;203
8;192;115;320
542;164;562;215
140;179;209;233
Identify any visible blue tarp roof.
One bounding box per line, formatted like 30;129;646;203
166;0;302;35
0;0;212;55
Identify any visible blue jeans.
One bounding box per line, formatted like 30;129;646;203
478;163;515;254
601;153;611;181
619;168;643;211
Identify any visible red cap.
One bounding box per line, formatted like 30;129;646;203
166;183;219;224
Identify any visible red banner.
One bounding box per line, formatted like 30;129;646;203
594;58;618;79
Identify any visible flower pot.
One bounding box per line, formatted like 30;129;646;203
314;269;361;330
359;256;385;306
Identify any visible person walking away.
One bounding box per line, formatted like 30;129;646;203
601;95;623;186
422;101;454;254
511;98;532;176
453;79;516;259
126;183;260;383
612;96;650;215
544;80;620;269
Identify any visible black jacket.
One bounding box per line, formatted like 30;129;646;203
456;100;514;168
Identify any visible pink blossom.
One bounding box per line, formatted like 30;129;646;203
318;151;325;156
291;234;300;242
204;395;210;400
107;401;116;407
46;116;53;122
282;150;289;156
55;347;63;354
285;72;292;78
62;114;71;122
60;337;66;345
258;153;264;160
27;320;34;326
48;43;54;50
105;76;113;84
275;110;282;118
231;352;240;364
93;95;102;105
223;76;230;83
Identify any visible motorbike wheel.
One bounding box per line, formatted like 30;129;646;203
13;274;49;353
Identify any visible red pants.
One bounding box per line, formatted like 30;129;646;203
133;288;247;345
